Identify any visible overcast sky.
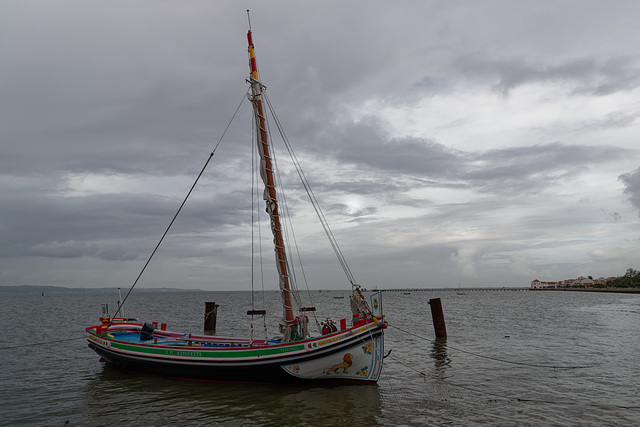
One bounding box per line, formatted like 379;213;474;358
2;1;640;291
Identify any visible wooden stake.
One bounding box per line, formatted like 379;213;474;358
205;302;219;332
428;298;447;339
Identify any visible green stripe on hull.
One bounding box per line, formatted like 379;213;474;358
110;341;306;358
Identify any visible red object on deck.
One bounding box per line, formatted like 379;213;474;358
160;323;167;331
340;318;346;331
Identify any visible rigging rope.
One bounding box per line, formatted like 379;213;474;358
363;327;411;426
262;92;357;287
0;336;86;350
253;86;324;332
250;100;269;340
384;325;640;414
382;359;412;426
387;323;596;370
251;101;257;310
387;351;640;411
111;89;250;322
263;109;304;310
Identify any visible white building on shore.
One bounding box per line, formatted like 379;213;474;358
530;276;616;288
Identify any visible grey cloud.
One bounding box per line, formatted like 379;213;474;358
0;188;252;260
579;110;640;132
324;116;631;196
94;244;139;261
619;167;640;214
326;116;463;177
28;241;99;258
452;55;640;96
468;143;631;195
27;241;137;261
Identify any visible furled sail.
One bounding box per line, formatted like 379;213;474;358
247;29;305;341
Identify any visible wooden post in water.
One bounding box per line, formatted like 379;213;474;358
428;298;447;339
204;302;219;332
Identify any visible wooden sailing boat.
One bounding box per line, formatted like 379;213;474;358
86;16;387;384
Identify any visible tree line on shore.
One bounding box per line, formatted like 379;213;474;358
599;268;640;288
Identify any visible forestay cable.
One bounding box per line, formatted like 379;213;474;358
111;89;249;322
262;92;357;286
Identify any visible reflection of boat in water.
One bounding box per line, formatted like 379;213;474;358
85;14;387;384
87;364;384;424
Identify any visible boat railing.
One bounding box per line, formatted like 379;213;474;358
156;333;268;348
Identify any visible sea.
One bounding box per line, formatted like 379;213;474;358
1;288;639;426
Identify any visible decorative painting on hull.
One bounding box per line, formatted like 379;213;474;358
325;353;353;374
281;336;383;382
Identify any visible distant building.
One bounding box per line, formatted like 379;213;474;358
580;277;594;287
531;275;620;288
530;279;563;289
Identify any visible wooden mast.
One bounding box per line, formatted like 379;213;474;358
247;25;296;331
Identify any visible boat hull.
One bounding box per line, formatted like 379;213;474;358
87;322;384;384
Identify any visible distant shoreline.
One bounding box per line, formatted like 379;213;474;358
0;285;205;293
4;285;638;294
530;287;640;294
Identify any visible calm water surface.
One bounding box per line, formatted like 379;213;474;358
1;289;639;426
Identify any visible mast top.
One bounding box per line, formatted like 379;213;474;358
247;10;259;81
